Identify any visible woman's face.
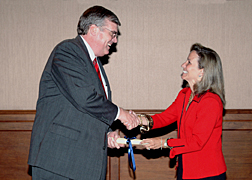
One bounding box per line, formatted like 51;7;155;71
181;50;203;87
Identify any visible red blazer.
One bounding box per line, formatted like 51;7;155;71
152;87;227;179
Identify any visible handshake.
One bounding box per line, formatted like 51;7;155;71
118;107;140;130
107;108;143;149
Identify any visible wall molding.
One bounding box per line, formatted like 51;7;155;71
1;109;251;131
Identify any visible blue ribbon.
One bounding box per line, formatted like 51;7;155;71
125;136;136;172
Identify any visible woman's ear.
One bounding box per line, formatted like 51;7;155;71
199;69;204;78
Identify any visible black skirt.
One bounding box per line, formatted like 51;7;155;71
177;154;226;180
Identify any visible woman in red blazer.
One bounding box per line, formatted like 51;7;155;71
139;43;227;179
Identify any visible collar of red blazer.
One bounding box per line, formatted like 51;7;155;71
181;87;209;103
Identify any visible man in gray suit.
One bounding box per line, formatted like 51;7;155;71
28;6;139;180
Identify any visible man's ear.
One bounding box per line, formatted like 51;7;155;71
89;24;98;36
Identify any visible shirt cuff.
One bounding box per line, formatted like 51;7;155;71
114;106;120;121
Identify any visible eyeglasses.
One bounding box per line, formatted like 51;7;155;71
102;27;118;39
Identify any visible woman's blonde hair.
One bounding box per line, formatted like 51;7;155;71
191;43;226;107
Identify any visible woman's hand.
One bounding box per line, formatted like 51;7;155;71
140;137;162;150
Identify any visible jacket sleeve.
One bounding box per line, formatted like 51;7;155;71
168;96;223;158
151;90;183;129
51;40;118;125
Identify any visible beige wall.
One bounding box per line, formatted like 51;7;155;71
0;0;251;110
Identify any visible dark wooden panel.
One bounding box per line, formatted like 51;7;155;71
0;122;33;131
222;131;252;180
0;132;32;180
0;110;251;180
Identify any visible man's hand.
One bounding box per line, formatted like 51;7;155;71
107;131;124;149
118;108;140;130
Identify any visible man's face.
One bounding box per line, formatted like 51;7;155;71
95;19;118;57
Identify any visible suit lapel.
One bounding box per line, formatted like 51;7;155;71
74;36;93;66
75;35;111;100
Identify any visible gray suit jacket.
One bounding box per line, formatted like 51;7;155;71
28;35;118;180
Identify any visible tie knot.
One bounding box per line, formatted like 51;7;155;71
93;58;97;66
